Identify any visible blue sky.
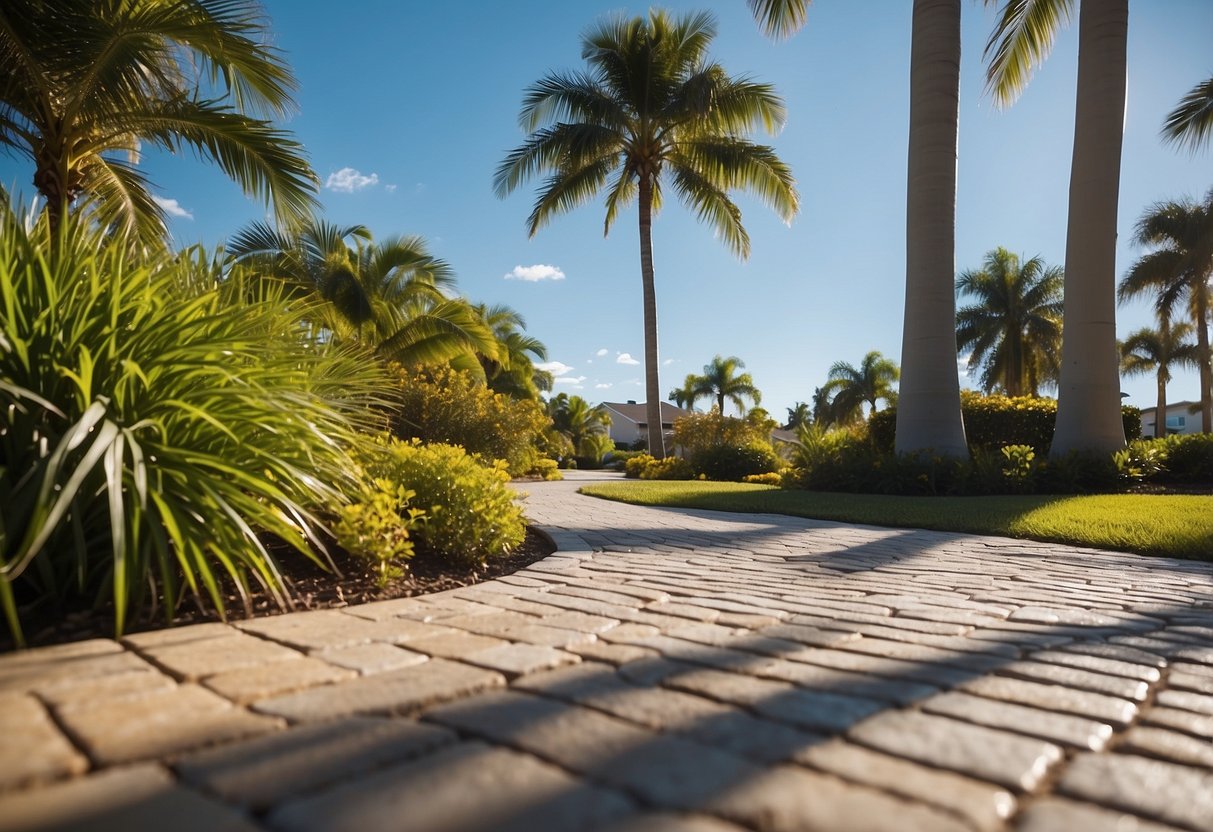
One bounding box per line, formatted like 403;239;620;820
5;1;1210;421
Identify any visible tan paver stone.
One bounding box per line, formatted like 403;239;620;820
121;622;237;648
1058;752;1213;831
407;631;508;658
1028;649;1162;681
1009;606;1129;627
796;740;1016;832
786;645;982;689
1172;661;1213;679
202;657;354;704
424;691;761;809
1059;641;1170;667
539;610;621;633
253;658;504;721
1169;671;1213;695
237;608;452;650
0;639;120;666
0;694;87;790
706;765;972;832
268;741;634;832
338;596;433;621
1155;689;1213;715
1015;797;1186;832
920;691;1114;750
174;717;456;809
136;632;305;680
1142;707;1213;740
462;643;579;677
35;668;175;708
751;657;940;706
0;764;260;832
959;674;1138;728
997;660;1151;700
1174;646;1213;664
848;710;1062;792
647;602;723;622
1120;725;1213;768
315;643;428;675
0;649;155;694
55;683;283;765
569;641;658;665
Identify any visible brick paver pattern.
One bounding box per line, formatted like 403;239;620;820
2;471;1211;831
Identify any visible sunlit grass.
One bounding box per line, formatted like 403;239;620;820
578;481;1213;560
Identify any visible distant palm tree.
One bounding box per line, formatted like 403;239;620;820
785;401;811;430
668;375;701;411
472;303;550;400
810;386;834;427
496;9;797;457
984;0;1129;454
1120;318;1199;438
689;355;762;416
228;220;496;369
1163;75;1213;152
1119;192;1213;434
822;352;900;424
548;394;612;457
956;247;1064;397
0;0;317;243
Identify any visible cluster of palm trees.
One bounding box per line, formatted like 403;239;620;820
668;356;763;416
785;351;900;430
545;393;612;461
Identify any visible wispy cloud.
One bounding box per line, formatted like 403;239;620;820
385;184;398;194
536;360;574;376
152;196;192;220
595;383;612;389
505;264;565;282
616;352;640;365
325;167;379;193
554;375;586;385
662;358;675;366
596;348;609;357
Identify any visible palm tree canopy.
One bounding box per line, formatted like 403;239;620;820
1119;193;1213;320
747;0;811;39
955;247;1064;396
982;0;1074;108
493;8;798;259
548;393;611;455
689;355;762;415
473;302;550;399
1163;74;1213;153
1120;321;1199;382
821;351;899;423
668;374;701;410
785;401;811;430
0;0;318;243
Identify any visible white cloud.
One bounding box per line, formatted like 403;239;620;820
152;196;192;220
554;375;586;385
595;383;612;389
325;167;379;193
596;348;608;357
662;358;675;366
616;353;640;365
536;361;574;376
385;184;398;194
504;264;566;282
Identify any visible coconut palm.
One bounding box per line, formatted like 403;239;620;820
687;355;762;416
547;394;612;457
227;220;497;369
472;303;550;400
821;351;900;424
496;10;798;458
668;375;701;411
0;0;317;243
1118;193;1213;433
984;0;1129;455
785;401;811;430
1163;75;1213;153
747;0;967;456
956;247;1064;397
1120;319;1199;438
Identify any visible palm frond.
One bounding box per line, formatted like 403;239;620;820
983;0;1073;108
747;0;810;40
1162;74;1213;153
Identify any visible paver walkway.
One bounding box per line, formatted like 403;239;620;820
2;471;1212;831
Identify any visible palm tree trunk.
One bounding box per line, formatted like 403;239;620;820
718;393;725;415
1050;0;1129;456
638;175;666;458
1196;287;1212;433
1155;370;1168;439
895;0;968;458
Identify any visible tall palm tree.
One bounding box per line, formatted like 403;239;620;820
1163;75;1213;153
821;351;900;424
1120;318;1199;438
689;355;762;416
810;385;834;427
548;393;612;457
472;303;550;400
747;0;967;456
496;10;798;458
955;247;1064;396
0;0;317;243
785;401;811;430
1118;192;1213;433
227;220;497;369
984;0;1129;455
668;375;700;411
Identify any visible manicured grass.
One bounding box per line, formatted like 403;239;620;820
579;481;1213;560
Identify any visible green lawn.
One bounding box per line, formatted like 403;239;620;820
579;481;1213;560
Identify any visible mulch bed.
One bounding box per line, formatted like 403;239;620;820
6;527;556;651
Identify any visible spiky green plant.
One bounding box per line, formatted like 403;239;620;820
0;210;386;645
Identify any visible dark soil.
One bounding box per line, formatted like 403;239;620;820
7;527;556;651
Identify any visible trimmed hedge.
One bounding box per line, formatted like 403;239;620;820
868;394;1142;454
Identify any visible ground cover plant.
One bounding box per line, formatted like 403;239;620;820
580;481;1213;560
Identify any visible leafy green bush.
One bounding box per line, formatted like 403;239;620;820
624;454;655;478
640;456;695;480
672;410;771;455
334;480;425;586
1158;434;1213;482
0;217;383;644
358;438;525;567
389;365;551;476
692;443;782;481
743;472;783;486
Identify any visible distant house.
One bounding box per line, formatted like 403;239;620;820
1139;401;1204;437
599;401;693;449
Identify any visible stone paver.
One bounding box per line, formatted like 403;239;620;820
2;470;1213;830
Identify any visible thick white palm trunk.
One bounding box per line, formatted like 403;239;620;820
1051;0;1129;456
895;0;968;457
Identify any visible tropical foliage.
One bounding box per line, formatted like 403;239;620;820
472;303;552;400
0;0;317;243
785;401;811;430
956;247;1063;396
496;9;798;456
1163;75;1213;152
684;355;763;416
820;351;900;424
547;394;613;460
1120;320;1199;438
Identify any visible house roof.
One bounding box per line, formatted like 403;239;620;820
599;401;693;425
1139;400;1200;417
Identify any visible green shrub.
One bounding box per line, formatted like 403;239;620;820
0;216;383;644
389;365;551;476
334;479;425;586
672;410;771;456
624;454;655;478
1000;444;1037;493
692;443;782;481
526;458;563;481
743;472;784;486
359;438;525;567
1158;434;1213;482
639;456;695;480
574;432;616;470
